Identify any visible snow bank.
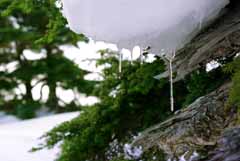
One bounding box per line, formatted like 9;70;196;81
0;112;79;161
62;0;229;54
0;112;20;124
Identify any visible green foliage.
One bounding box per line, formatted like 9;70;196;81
141;147;166;161
110;158;131;161
183;67;228;106
0;0;87;44
224;57;240;107
1;1;236;161
36;52;186;161
15;101;41;119
0;0;95;116
230;72;240;107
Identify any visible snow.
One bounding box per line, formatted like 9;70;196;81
0;112;20;124
23;49;47;60
178;151;199;161
0;112;79;161
124;144;143;160
206;60;221;72
62;0;229;54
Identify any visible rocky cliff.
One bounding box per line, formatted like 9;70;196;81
155;0;240;81
132;0;240;160
132;83;239;160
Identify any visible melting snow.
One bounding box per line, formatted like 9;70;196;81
62;0;229;54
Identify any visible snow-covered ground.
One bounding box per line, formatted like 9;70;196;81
0;112;79;161
0;112;20;124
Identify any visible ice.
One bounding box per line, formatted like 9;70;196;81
0;112;79;161
119;52;122;73
62;0;229;54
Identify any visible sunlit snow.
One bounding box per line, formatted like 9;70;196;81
62;0;229;54
206;60;221;72
0;112;79;161
23;49;47;60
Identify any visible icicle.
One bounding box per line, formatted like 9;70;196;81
169;59;174;111
119;52;122;73
169;59;174;112
198;12;205;30
199;16;203;30
163;50;176;112
140;49;143;64
131;50;133;65
169;50;176;112
199;20;202;30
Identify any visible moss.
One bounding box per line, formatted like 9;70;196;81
228;71;240;107
224;57;240;111
236;109;240;125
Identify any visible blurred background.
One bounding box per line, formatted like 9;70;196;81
0;1;111;119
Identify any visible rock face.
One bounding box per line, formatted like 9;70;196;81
132;1;240;160
155;0;240;81
205;126;240;161
132;83;239;160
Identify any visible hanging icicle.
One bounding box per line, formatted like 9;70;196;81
130;51;133;65
163;50;176;112
169;51;175;112
140;49;143;64
119;52;122;74
199;15;203;30
199;19;203;30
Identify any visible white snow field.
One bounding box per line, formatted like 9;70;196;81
0;112;79;161
62;0;229;53
0;112;20;124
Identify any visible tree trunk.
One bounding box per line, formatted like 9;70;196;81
45;46;58;110
47;82;58;110
25;80;33;102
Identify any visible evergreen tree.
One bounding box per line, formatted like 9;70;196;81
0;0;94;118
36;50;189;161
